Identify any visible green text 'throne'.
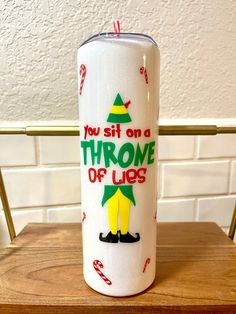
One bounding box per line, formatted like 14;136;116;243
81;140;156;168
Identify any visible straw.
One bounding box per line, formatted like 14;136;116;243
113;20;121;35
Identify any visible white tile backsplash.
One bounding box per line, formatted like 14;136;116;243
47;206;81;223
198;134;236;158
1;167;81;208
39;136;80;164
12;209;44;233
0;129;236;248
162;161;229;197
159;136;195;160
157;198;195;222
230;161;236;193
0;135;36;166
197;195;236;227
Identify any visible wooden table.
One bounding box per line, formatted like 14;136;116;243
0;222;235;313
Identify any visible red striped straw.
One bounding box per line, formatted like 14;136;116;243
113;20;121;33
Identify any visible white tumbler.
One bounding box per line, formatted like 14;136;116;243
77;32;160;296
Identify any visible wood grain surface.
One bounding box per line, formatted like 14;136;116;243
0;222;235;314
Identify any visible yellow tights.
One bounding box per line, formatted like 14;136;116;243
107;188;131;235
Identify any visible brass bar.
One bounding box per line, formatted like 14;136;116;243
25;126;80;136
0;168;16;240
159;125;218;136
0;127;26;135
228;202;236;240
217;127;236;134
0;125;236;136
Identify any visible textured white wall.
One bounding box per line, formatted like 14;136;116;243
0;0;235;121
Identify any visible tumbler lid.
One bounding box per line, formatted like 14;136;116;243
80;32;158;48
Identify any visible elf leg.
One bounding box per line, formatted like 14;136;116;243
99;192;119;243
119;194;130;235
108;194;119;235
119;191;140;243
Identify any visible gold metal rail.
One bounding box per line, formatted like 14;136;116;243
0;125;236;136
229;203;236;241
0;169;16;240
1;124;236;241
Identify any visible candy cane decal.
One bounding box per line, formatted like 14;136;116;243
93;259;112;285
143;257;151;273
140;66;148;84
82;211;86;222
79;64;87;95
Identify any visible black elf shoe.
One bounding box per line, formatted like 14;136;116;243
119;231;140;243
99;231;119;243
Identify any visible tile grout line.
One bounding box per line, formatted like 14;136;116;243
193;135;199;160
0;203;82;211
158;193;236;200
229;160;234;195
0;164;81;170
1;164;80;171
158;162;164;199
158;192;235;200
193;198;199;222
34;136;41;166
159;158;234;165
43;208;48;223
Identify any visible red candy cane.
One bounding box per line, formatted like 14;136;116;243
93;260;112;285
79;64;86;95
82;211;86;222
140;66;148;84
143;258;151;273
